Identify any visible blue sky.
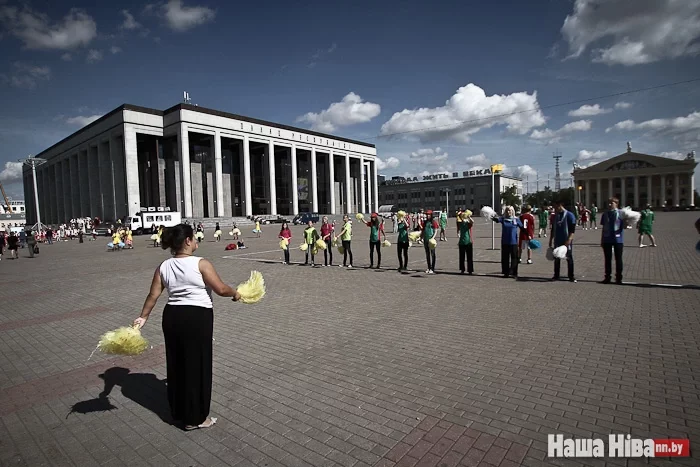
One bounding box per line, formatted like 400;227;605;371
1;0;699;199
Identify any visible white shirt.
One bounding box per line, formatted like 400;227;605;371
159;256;213;308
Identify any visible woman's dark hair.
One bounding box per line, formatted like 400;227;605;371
161;224;194;253
280;223;289;233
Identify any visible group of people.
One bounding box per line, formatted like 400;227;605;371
0;229;39;260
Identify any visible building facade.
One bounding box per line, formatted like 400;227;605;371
378;170;523;213
573;144;697;209
23;104;378;224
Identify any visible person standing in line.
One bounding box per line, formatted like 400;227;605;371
549;200;577;283
439;209;448;241
27;230;37;258
337;214;353;268
421;210;439;274
396;212;410;271
518;205;535;265
492;206;523;278
134;224;241;430
600;197;624;284
638;205;657;248
303;220;319;267
363;213;385;269
320;216;334;267
278;222;292;265
457;210;474;275
590;204;598;229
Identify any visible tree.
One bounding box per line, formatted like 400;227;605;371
501;185;521;208
525;187;554;208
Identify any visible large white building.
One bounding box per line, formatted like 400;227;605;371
23;103;379;224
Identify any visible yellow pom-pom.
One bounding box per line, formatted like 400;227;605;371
355;213;365;221
214;230;222;237
396;210;406;220
429;238;437;249
382;239;391;247
150;234;158;240
236;271;266;304
312;247;318;255
228;231;234;236
315;238;327;250
232;228;241;236
408;231;421;242
337;245;345;254
98;326;148;356
279;239;288;250
300;243;308;251
195;232;204;240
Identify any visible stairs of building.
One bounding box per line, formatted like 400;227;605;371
183;217;254;229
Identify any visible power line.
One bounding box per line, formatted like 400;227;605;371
372;77;700;140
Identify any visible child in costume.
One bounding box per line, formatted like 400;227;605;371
396;212;410;271
254;220;261;238
590;204;598;229
303;220;319;266
279;222;292;264
637;204;657;248
439;209;448;241
518;205;535;264
421;210;439;274
363;213;386;269
458;211;474;274
538;206;548;238
320;216;334;266
337;215;353;268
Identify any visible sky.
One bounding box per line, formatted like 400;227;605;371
0;0;699;199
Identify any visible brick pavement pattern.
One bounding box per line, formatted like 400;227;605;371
0;211;699;467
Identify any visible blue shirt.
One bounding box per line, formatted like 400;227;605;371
601;209;624;244
553;210;576;247
496;217;523;245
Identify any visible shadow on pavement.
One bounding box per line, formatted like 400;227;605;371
67;367;173;425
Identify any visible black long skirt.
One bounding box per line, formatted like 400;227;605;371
162;304;213;426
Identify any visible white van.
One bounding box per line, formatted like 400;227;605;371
129;212;182;235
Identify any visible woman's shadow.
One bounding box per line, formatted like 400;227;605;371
67;367;173;425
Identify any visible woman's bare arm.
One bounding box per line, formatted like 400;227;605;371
199;259;240;300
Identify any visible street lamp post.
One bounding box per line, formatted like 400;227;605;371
21;156;47;233
577;185;582;204
490;164;504;249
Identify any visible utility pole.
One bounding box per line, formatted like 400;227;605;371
553;151;562;191
20;156;47;232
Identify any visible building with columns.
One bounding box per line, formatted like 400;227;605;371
572;144;697;209
23;104;379;224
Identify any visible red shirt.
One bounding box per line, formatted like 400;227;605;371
320;223;334;238
520;213;535;240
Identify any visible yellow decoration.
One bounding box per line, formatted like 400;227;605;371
355;213;365;221
396;210;406;220
195;232;204;240
228;231;234;236
408;231;421;242
382;239;391;247
236;270;266;304
98;326;148;356
312;247;318;255
232;228;241;236
429;238;437;249
337;245;345;254
214;230;222;237
279;239;288;250
300;243;308;251
315;238;327;250
150;234;159;241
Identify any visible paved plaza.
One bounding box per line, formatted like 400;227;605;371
1;211;699;467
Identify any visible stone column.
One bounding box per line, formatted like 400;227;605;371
359;157;366;214
214;132;224;217
660;175;666;206
620;177;626;207
268;140;277;215
242;136;252;216
373;160;379;213
607;179;613;204
310;148;318;212
123;125;141;219
177;124;193;217
329;153;336;215
674;173;680;207
596;179;602;208
633;176;639;209
647;176;653;207
291;145;299;215
366;162;373;213
584;180;590;206
345;154;351;213
691;172;696;207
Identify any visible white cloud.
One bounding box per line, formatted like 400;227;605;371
605;112;700;140
530;119;592;143
0;161;23;182
0;6;96;50
511;164;537;179
409;147;449;166
110;46;122;54
86;49;103;63
465;153;488;165
659;151;686;160
569;150;609;168
376;157;400;170
296;92;381;132
120;10;141;30
380;83;545;143
162;0;216;32
614;101;632;109
0;62;51;89
61;53;72;61
568;104;611;117
65;114;102;126
560;0;700;66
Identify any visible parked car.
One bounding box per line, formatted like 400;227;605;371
292;212;320;225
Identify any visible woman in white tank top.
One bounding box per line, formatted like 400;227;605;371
133;224;241;430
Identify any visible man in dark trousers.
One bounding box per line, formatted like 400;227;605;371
549;199;577;282
600;197;624;284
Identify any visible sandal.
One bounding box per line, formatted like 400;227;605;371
185;417;217;431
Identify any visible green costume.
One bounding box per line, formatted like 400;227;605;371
538;211;548;229
439;212;447;229
341;221;352;241
369;222;380;242
638;209;654;234
397;221;408;243
304;227;319;244
458;221;472;245
423;220;436;241
591;206;598;221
